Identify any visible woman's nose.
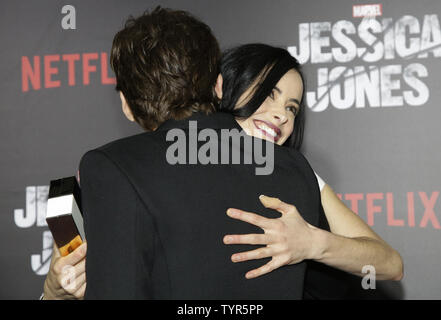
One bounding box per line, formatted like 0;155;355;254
271;108;288;124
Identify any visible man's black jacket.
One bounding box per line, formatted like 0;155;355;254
80;111;322;299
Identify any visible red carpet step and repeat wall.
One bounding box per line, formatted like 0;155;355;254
1;0;440;299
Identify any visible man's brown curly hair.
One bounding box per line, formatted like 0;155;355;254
110;6;221;130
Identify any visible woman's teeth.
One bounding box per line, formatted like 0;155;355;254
256;123;278;138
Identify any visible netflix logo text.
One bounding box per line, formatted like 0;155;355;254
337;191;440;229
21;52;116;92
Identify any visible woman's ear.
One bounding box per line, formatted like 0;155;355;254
215;73;223;99
119;92;135;122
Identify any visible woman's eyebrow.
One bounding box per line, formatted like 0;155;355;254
274;86;300;106
290;98;300;106
274;86;282;94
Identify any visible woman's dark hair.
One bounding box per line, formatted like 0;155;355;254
111;6;221;131
218;44;306;150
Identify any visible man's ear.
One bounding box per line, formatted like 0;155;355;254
119;92;135;122
215;73;223;99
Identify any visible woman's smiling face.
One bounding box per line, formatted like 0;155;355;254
235;69;303;145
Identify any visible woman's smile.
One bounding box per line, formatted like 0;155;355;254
253;119;282;143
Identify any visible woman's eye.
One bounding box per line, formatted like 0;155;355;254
269;89;275;100
286;106;298;115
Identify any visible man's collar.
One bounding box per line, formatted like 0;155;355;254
156;111;243;132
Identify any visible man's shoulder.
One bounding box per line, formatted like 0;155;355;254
79;130;167;168
279;147;319;189
280;147;314;172
99;130;164;152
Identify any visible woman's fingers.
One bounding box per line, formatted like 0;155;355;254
259;195;299;216
224;196;306;280
223;233;273;245
230;247;273;263
226;208;273;229
245;259;283;279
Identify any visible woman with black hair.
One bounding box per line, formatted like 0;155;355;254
215;44;403;285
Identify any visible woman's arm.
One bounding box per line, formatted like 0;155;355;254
315;184;403;280
223;193;403;280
